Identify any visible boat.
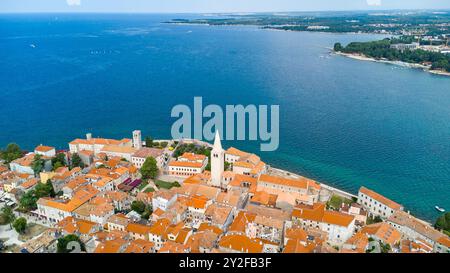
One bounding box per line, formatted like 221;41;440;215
435;206;445;212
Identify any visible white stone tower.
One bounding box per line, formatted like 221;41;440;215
132;130;142;149
211;130;224;188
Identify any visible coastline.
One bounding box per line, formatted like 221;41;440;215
334;51;450;77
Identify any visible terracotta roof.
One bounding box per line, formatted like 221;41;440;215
292;203;355;227
94;238;128;253
20;178;39;189
70;137;131;146
251;191;278;207
132;147;164;158
219;234;264;253
388;210;446;242
259;174;320;190
35;145;55;152
359;186;402;210
101;145;136;154
226;147;249;157
360;222;402;246
126;223;152;235
123;239;155;253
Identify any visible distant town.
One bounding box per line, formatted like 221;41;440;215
0;129;448;253
171;11;450;76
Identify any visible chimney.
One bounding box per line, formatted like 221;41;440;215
86;133;92;140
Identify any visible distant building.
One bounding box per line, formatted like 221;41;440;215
390;42;419;52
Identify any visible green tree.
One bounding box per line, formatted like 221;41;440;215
70;153;84;169
435;212;450;234
51;153;66;170
131;200;146;214
0;206;16;228
0;143;23;163
334;42;343;52
57;234;86;253
19;180;55;211
19;191;39;211
140;157;158;180
31;154;45;176
12;217;27;234
35;180;55;198
145;136;154;147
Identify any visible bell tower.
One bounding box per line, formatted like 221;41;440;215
210;130;224;187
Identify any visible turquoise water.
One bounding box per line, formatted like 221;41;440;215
1;14;449;222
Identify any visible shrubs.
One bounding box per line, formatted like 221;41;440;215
13;217;27;234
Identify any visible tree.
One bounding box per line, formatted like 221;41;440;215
19;180;55;211
0;206;16;228
435;212;450;234
19;191;39;211
131;200;146;214
70;153;84;169
0;143;23;163
140;157;158;180
12;217;27;234
57;234;86;253
334;42;343;52
31;154;45;176
51;153;66;170
145;136;154;147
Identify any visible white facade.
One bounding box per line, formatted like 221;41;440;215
132;130;142;150
210;131;224;187
152;193;177;212
357;188;402;219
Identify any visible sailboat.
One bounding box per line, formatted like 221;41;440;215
435;206;445;213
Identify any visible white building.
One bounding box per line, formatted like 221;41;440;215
387;210;449;250
292;203;356;245
210;130;224;188
152;190;177;212
34;145;56;157
168;153;208;177
131;147;164;169
69;133;133;154
357;186;403;219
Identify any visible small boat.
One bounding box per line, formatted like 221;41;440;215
435;206;445;212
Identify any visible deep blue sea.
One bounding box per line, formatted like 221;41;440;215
1;14;449;222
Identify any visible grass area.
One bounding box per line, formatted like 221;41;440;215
18;223;48;242
155;180;180;190
138;181;149;191
144;187;155;193
327;194;353;210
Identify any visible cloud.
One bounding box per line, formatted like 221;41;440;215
66;0;81;6
366;0;382;6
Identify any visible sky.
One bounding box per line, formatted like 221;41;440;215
1;0;450;13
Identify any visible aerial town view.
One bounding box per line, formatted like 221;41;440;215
0;0;449;262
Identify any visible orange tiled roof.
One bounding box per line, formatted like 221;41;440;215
292;203;355;227
226;147;249;157
219;234;264;253
126;223;152;235
35;145;55;152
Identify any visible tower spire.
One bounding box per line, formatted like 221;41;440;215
213;130;222;150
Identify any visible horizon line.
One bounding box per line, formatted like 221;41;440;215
0;8;449;15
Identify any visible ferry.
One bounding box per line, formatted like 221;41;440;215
435;206;445;212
